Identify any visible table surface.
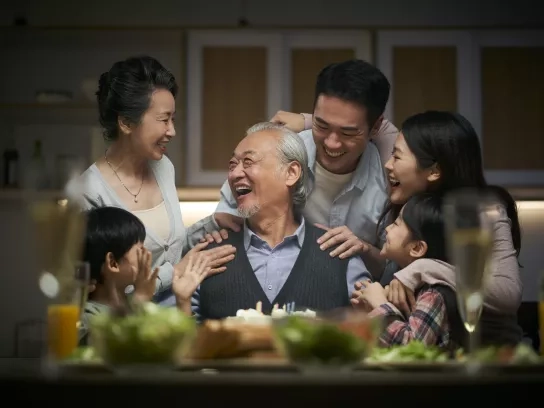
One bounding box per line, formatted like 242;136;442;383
2;357;544;406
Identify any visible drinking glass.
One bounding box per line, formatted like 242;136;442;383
444;189;498;363
28;197;87;363
43;261;89;362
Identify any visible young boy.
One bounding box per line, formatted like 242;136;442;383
79;206;159;344
79;206;215;344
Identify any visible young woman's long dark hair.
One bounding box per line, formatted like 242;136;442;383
378;111;521;258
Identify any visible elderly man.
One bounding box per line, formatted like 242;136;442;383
213;60;392;279
190;122;371;320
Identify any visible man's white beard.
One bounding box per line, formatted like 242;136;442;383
237;203;261;219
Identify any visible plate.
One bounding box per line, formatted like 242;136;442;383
55;361;113;374
358;360;463;372
358;360;544;373
178;357;297;373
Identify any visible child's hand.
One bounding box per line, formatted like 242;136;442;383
387;278;416;316
172;254;215;303
350;280;388;310
132;248;160;302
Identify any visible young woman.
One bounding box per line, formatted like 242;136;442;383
79;56;235;304
380;111;521;316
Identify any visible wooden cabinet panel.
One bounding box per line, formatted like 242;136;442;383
290;48;355;114
481;47;544;170
201;47;267;171
187;30;371;186
392;46;457;125
378;30;544;186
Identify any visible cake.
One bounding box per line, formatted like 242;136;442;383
189;303;316;359
226;302;316;324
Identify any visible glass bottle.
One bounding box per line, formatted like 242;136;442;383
3;138;19;188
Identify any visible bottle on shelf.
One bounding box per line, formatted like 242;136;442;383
3;138;19;188
23;139;49;190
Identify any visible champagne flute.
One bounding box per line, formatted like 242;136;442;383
444;189;497;364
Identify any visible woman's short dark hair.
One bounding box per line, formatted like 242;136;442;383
83;206;146;288
96;55;178;141
401;193;448;263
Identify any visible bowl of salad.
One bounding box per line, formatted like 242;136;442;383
272;309;380;370
89;302;196;369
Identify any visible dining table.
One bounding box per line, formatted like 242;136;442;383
2;358;543;406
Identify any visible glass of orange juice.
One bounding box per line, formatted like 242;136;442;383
43;261;89;361
28;196;87;363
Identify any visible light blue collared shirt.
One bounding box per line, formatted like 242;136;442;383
216;130;389;249
190;218;372;319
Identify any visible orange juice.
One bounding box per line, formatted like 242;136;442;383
47;304;80;359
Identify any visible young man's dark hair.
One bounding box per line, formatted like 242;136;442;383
314;59;390;129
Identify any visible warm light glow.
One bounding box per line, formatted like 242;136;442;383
179;201;219;227
517;201;544;211
177;200;544;226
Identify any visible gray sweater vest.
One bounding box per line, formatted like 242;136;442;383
199;223;351;320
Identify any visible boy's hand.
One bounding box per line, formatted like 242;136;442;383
173;253;220;303
133;248;159;302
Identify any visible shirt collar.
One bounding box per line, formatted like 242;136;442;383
306;131;381;192
243;217;306;251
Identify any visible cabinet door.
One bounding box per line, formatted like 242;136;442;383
186;30;283;186
376;30;474;127
283;31;372;113
471;30;544;186
186;29;372;187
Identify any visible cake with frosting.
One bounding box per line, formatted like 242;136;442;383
190;302;317;360
226;302;316;324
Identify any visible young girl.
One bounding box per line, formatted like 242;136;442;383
351;193;521;348
80;207;214;344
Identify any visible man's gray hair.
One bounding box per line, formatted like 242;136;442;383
246;122;309;214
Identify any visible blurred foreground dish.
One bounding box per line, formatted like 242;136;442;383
189;302;317;359
90;302;196;365
273;312;380;366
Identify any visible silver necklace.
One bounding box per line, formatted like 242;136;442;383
104;149;144;203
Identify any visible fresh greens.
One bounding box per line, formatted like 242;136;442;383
66;346;101;363
457;343;541;364
90;302;196;365
273;316;373;365
366;341;542;364
511;343;542;363
367;341;449;363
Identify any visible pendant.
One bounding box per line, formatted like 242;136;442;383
134;197;138;203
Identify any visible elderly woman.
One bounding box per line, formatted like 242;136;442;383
79;56;235;303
